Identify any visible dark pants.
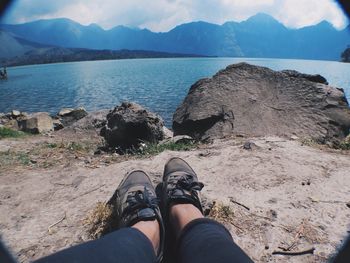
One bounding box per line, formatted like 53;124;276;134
34;218;253;263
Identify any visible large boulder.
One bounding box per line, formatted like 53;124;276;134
101;102;165;149
173;63;350;143
67;109;109;132
18;112;54;134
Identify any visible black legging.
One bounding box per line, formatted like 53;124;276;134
34;218;253;263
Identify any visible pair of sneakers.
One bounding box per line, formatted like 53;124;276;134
111;157;204;263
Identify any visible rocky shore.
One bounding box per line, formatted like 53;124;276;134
0;63;350;263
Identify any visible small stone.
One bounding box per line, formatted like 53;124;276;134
58;108;75;116
265;245;269;250
346;202;350;208
243;141;259;150
53;119;64;131
302;182;305;186
11;110;21;117
94;149;102;155
270;209;277;218
268;198;277;204
306;179;311;185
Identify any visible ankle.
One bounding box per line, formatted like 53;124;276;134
132;219;160;254
170;203;204;238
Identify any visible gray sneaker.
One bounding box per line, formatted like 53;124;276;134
110;170;164;262
162;157;204;216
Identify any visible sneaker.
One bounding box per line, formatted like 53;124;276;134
161;157;204;216
110;170;164;262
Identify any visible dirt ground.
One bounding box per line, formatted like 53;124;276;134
0;128;349;263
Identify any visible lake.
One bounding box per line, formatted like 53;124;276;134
0;58;349;127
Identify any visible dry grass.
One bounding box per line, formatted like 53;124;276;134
208;201;236;223
83;202;118;239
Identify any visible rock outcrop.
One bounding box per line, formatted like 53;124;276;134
18;112;54;134
173;63;350;143
101;102;165;149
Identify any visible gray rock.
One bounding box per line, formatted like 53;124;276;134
173;63;350;143
0;113;9;125
18;112;53;134
68;109;109;131
11;110;21;118
52;119;64;131
58;108;75;116
58;107;88;126
281;70;328;85
160;135;194;145
243;141;259;150
4;119;19;130
162;127;173;139
101;102;165;149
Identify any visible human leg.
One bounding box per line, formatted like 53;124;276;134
162;157;253;263
34;226;157;263
35;170;164;263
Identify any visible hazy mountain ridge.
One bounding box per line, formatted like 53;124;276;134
1;13;350;60
0;30;52;59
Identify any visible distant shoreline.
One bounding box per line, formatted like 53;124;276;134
1;47;210;68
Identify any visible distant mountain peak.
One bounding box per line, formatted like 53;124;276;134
244;12;282;25
316;20;334;28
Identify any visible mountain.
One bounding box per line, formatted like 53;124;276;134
341;46;350;62
0;30;50;58
1;13;350;60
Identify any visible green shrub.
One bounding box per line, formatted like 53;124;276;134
0;127;27;139
137;141;197;156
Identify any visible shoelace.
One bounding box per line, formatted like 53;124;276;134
124;187;159;214
171;174;204;194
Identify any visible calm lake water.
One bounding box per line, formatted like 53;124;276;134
0;58;349;126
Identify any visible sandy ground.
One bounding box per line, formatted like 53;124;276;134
0;130;350;263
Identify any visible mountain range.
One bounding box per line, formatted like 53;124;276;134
1;13;350;61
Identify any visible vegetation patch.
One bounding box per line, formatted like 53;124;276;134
136;141;197;156
0;127;28;139
84;202;118;239
338;136;350;150
0;151;31;167
300;137;350;151
44;141;94;153
208;201;236;224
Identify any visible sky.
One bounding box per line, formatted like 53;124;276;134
1;0;349;32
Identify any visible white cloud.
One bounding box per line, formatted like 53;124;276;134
2;0;348;31
274;0;348;29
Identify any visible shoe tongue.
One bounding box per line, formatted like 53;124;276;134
137;207;156;219
128;208;156;226
170;171;193;178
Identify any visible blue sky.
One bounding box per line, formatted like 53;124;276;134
2;0;348;31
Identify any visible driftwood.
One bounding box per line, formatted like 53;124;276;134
229;198;250;211
48;212;67;234
272;247;315;256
